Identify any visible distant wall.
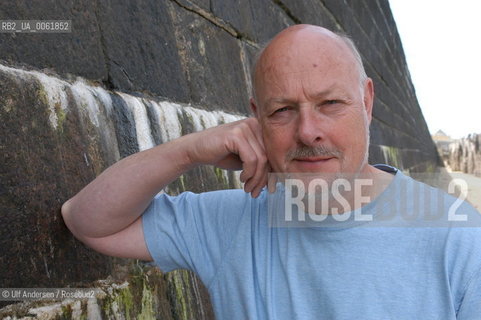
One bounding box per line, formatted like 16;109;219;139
447;134;481;177
0;0;440;318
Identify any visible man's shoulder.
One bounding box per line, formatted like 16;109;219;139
370;167;481;228
403;171;480;222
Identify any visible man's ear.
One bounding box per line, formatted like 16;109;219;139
363;78;374;124
250;98;259;118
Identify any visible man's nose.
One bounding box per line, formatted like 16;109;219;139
296;108;324;146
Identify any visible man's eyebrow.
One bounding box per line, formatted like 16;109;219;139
265;97;296;105
265;87;349;106
309;87;350;100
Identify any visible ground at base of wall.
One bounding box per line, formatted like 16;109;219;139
0;261;213;320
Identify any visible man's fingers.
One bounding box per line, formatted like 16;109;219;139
268;167;277;194
236;137;258;190
212;117;269;197
250;165;269;198
241;125;268;194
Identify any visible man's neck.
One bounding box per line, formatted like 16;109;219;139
303;164;395;215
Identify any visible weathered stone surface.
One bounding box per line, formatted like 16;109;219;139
167;1;252;114
0;65;233;316
0;69;113;291
184;0;211;11
278;0;341;31
95;0;190;101
210;0;293;43
0;263;214;319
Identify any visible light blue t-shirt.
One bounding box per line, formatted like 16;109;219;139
142;167;481;319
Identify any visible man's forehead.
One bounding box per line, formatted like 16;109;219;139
254;32;354;87
258;55;345;79
252;25;363;108
256;52;356;95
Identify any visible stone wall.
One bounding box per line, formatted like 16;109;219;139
0;0;440;318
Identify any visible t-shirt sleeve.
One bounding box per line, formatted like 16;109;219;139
141;189;252;286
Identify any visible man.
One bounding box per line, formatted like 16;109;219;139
62;25;481;319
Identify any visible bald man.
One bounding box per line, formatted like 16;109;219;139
62;25;481;319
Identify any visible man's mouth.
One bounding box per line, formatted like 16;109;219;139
289;156;338;171
294;157;335;162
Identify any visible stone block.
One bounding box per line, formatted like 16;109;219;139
167;1;252;114
210;0;293;43
0;0;106;80
282;0;340;30
96;0;190;101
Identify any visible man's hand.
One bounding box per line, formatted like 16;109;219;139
185;117;270;198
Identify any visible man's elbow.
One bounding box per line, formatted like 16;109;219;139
61;198;72;228
61;198;83;239
61;198;71;218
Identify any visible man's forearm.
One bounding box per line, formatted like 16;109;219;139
62;118;269;242
61;135;195;239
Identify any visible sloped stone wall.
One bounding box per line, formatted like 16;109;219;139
0;0;440;318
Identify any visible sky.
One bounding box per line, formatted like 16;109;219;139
388;0;481;139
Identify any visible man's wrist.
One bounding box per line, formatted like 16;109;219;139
162;134;199;173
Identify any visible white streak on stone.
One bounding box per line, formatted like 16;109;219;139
117;93;155;151
0;63;19;77
157;101;183;141
184;106;219;130
87;84;121;162
87;298;102;320
218;111;244;124
91;85;114;116
379;144;403;168
28;303;64;319
148;101;171;143
232;171;242;189
222;170;230;185
380;145;391;164
71;300;83;320
70;79;101;127
146;101;164;140
33;72;70;130
0;64;70;129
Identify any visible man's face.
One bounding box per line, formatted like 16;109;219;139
252;31;373;175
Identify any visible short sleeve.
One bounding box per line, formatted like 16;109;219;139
141;189;252;286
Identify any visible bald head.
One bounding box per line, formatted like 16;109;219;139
252;25;367;106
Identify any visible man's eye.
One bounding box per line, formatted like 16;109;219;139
324;100;339;105
274;107;290;113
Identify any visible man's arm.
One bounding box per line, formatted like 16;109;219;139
61;118;268;260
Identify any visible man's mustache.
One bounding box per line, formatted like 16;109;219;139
286;145;342;161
